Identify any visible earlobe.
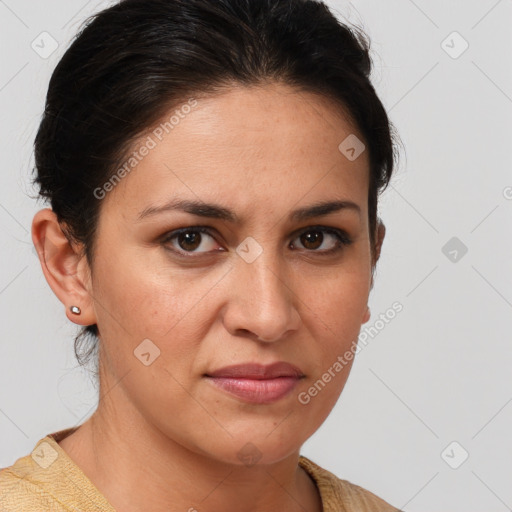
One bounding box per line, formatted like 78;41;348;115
32;208;96;326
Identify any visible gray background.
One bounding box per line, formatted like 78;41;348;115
1;1;511;510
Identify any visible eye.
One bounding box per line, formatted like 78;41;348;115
290;226;353;255
161;225;353;258
161;227;222;256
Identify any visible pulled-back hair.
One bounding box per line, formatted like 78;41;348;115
32;0;401;371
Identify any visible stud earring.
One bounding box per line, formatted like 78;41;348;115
70;305;81;315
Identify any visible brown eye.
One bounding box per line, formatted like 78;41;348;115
177;231;202;251
291;227;352;255
162;227;221;255
300;231;324;250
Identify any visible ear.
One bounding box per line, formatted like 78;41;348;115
361;305;370;324
373;219;386;265
32;208;97;327
363;220;386;324
368;218;386;293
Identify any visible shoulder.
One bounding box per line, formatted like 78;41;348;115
299;455;403;512
0;453;65;512
1;430;115;512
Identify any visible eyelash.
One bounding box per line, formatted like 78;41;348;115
160;225;353;258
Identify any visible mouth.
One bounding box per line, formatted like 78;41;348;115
203;362;305;404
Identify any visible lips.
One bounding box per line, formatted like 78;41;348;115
205;362;305;379
204;362;305;404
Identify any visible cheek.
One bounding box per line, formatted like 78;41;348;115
91;251;231;386
305;272;369;336
93;247;204;337
298;270;369;401
91;256;208;406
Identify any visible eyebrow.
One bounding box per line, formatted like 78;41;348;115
136;198;361;223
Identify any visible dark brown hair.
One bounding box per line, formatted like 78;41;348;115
32;0;401;372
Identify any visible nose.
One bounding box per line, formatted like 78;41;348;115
222;253;301;343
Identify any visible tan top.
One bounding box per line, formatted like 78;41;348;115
0;427;401;511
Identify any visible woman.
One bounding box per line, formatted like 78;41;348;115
0;0;402;510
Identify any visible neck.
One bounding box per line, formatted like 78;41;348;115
59;397;322;512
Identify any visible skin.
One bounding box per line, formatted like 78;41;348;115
32;82;385;512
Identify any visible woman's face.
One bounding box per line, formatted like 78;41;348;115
77;83;380;465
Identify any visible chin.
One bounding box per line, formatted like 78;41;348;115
187;432;301;467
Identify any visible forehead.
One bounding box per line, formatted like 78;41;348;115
103;83;370;222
